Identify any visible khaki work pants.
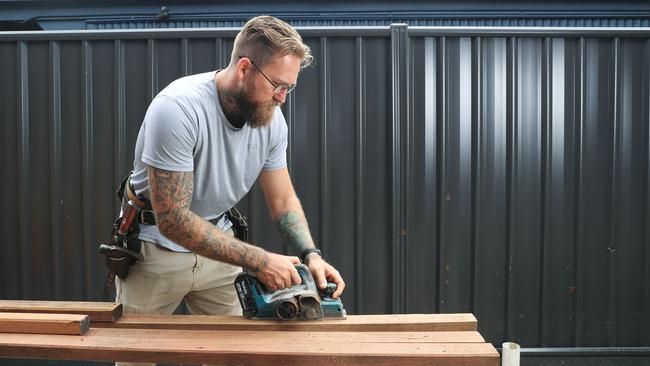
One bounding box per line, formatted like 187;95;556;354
115;229;242;366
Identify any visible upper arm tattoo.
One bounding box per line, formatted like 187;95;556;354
148;166;193;227
148;166;197;245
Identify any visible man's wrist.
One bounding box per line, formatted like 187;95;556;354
300;248;321;263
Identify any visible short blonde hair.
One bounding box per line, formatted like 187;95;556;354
231;15;313;69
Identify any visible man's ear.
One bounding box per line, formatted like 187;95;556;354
235;57;251;82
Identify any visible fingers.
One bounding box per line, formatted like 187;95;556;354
286;256;301;286
306;260;346;298
258;253;302;291
329;271;345;299
263;275;283;292
312;267;327;289
289;265;302;286
321;261;345;298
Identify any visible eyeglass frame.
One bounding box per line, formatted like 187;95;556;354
239;56;297;95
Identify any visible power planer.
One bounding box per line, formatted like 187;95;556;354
234;263;346;320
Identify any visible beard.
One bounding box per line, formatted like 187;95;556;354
224;84;279;128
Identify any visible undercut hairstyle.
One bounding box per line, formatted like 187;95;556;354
230;15;313;69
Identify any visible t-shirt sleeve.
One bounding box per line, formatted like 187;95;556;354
263;109;288;171
141;96;197;172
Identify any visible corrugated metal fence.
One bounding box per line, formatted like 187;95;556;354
0;25;648;355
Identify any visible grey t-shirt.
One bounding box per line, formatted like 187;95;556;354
130;71;288;252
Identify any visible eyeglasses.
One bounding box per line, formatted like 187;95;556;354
241;56;297;95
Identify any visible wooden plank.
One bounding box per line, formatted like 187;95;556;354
0;313;90;335
95;313;477;331
90;328;486;343
0;301;121;322
0;328;500;365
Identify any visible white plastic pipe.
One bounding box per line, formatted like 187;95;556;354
501;342;521;366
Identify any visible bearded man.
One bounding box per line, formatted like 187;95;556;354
115;16;345;366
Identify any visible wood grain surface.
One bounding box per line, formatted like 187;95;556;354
0;301;122;322
0;328;499;365
95;313;477;331
0;312;90;335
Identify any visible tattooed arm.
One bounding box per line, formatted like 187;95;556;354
259;168;346;298
148;166;301;290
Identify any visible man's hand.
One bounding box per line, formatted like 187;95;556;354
254;253;302;291
305;254;345;299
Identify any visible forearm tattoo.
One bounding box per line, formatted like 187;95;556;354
274;211;315;254
148;166;269;271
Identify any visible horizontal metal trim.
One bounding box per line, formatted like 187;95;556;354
4;2;650;20
297;26;391;37
0;26;391;41
409;26;650;37
0;28;241;41
81;11;650;21
514;347;650;357
3;25;650;41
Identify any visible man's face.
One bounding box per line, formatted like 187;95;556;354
237;54;301;128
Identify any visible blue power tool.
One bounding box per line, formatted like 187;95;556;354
234;263;347;320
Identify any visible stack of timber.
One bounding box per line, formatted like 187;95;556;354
0;300;499;365
0;300;121;336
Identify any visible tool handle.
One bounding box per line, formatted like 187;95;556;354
318;283;338;299
118;200;139;236
99;243;144;261
294;263;311;285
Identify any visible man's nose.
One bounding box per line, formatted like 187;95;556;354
273;90;287;104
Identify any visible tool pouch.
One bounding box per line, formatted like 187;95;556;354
101;217;142;279
226;207;248;242
99;173;143;280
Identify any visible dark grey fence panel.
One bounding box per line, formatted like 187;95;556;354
407;28;649;349
510;36;544;346
614;38;649;346
0;41;19;301
407;36;439;315
541;37;580;348
0;28;648;364
474;36;509;346
577;37;616;347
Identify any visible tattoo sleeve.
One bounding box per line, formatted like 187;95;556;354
274;210;316;254
148;166;269;271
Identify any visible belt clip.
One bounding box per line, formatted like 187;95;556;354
139;209;154;225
